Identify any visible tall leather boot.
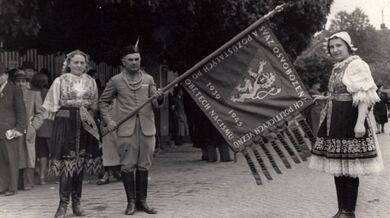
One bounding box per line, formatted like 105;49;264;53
71;172;86;216
54;174;72;218
332;176;344;218
136;170;157;214
122;171;136;215
339;177;359;218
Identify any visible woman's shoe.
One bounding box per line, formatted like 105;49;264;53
331;210;341;218
96;178;109;185
338;210;355;218
96;172;110;185
113;171;122;181
4;191;15;196
39;177;46;185
23;186;33;191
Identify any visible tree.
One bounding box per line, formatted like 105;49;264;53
328;8;390;88
329;8;370;33
1;0;333;69
294;54;333;90
370;62;390;87
328;8;381;63
0;0;40;49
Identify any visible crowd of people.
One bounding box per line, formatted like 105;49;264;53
0;46;163;217
0;31;388;218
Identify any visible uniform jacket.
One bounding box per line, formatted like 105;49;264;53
0;82;27;139
99;70;161;137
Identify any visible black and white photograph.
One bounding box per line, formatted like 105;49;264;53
0;0;389;217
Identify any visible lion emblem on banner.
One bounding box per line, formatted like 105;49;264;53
230;60;281;103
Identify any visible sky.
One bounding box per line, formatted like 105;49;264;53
326;0;390;29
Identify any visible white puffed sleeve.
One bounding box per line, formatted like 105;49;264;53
42;77;61;113
342;59;380;106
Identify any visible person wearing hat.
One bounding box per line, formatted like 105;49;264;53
99;44;163;215
14;69;42;192
31;50;101;218
0;63;27;196
309;32;384;218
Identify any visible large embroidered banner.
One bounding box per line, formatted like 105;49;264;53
182;23;315;185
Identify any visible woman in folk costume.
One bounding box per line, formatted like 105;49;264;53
309;32;384;218
31;50;101;218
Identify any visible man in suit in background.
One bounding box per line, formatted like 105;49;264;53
0;63;27;196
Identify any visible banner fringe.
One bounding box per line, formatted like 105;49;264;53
241;148;263;185
249;144;273;181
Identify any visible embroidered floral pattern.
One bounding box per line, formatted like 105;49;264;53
328;56;360;93
59;74;96;108
312;136;377;159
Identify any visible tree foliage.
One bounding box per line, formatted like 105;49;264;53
294;54;333;91
1;0;333;70
0;0;40;49
329;8;371;33
329;8;381;63
328;8;390;87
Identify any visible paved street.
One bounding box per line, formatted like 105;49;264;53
1;129;389;218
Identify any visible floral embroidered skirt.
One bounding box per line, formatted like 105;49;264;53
309;100;383;177
49;107;102;178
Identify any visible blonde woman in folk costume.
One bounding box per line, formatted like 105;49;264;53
31;50;101;218
309;32;384;218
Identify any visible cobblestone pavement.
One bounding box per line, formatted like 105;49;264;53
1;130;389;218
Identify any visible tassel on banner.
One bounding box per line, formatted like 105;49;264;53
292;116;315;152
256;137;282;174
241;115;317;184
275;131;301;164
249;144;273;181
268;136;292;169
295;114;317;145
289;120;312;158
241;148;263;185
282;125;308;161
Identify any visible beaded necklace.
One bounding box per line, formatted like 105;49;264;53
124;71;143;91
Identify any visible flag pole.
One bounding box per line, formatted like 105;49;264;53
101;2;293;136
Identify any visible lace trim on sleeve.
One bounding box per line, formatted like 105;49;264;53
352;88;380;106
343;59;380;106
